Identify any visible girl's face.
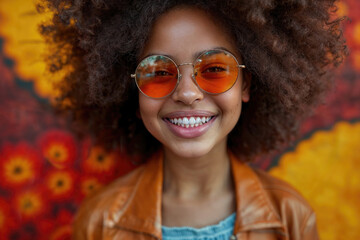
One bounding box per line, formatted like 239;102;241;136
138;7;249;159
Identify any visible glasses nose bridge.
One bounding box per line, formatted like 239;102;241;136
178;62;194;67
177;62;196;82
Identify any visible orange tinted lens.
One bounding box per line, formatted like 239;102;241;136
194;50;238;94
136;55;178;98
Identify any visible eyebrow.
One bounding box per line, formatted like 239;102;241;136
142;46;233;63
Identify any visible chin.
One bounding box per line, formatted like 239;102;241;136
165;143;216;159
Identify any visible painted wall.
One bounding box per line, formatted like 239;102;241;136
0;1;359;239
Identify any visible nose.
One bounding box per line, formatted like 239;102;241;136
171;65;204;105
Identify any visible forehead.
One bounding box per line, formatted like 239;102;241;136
141;7;238;61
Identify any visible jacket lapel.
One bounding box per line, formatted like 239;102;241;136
110;152;163;239
230;152;285;233
107;151;285;239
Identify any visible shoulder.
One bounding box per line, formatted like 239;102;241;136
253;168;318;239
253;168;311;208
72;165;145;239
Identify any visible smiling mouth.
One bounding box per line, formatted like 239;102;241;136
166;116;215;128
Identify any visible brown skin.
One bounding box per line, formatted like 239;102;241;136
139;7;249;227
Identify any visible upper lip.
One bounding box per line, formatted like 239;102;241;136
163;110;217;119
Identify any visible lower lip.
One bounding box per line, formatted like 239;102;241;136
164;117;216;139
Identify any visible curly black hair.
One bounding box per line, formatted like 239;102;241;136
38;0;347;161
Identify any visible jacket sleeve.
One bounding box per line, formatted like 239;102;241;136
72;198;105;240
300;212;319;240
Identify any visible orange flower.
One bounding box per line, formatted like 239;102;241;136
38;130;77;169
13;187;47;220
83;146;116;172
80;138;139;182
81;139;118;180
79;175;104;200
0;142;42;189
45;170;76;201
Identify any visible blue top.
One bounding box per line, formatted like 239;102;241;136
161;213;236;240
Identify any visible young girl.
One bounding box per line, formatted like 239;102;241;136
40;0;346;239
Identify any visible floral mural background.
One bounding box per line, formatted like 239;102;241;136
0;0;359;239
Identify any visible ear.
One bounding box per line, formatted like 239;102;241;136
241;70;251;103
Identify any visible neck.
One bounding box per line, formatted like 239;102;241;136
162;144;233;200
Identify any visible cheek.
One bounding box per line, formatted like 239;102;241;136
139;96;151;121
220;86;243;116
229;102;242;121
138;95;161;130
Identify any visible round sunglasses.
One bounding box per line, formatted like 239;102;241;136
131;49;245;98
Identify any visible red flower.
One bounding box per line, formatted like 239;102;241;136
37;210;74;240
37;129;77;169
0;198;17;238
0;142;42;189
77;175;104;201
44;169;77;201
80;138;138;182
80;139;117;180
49;225;72;240
13;186;48;221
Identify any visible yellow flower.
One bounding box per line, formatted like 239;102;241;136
270;121;360;240
0;0;68;98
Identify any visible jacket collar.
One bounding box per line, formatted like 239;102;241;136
229;152;284;233
107;151;284;238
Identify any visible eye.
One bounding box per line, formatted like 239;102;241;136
197;63;229;80
202;66;226;73
155;71;173;76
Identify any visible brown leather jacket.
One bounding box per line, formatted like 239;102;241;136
73;152;319;240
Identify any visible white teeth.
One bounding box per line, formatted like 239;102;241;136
183;117;189;125
168;116;213;128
